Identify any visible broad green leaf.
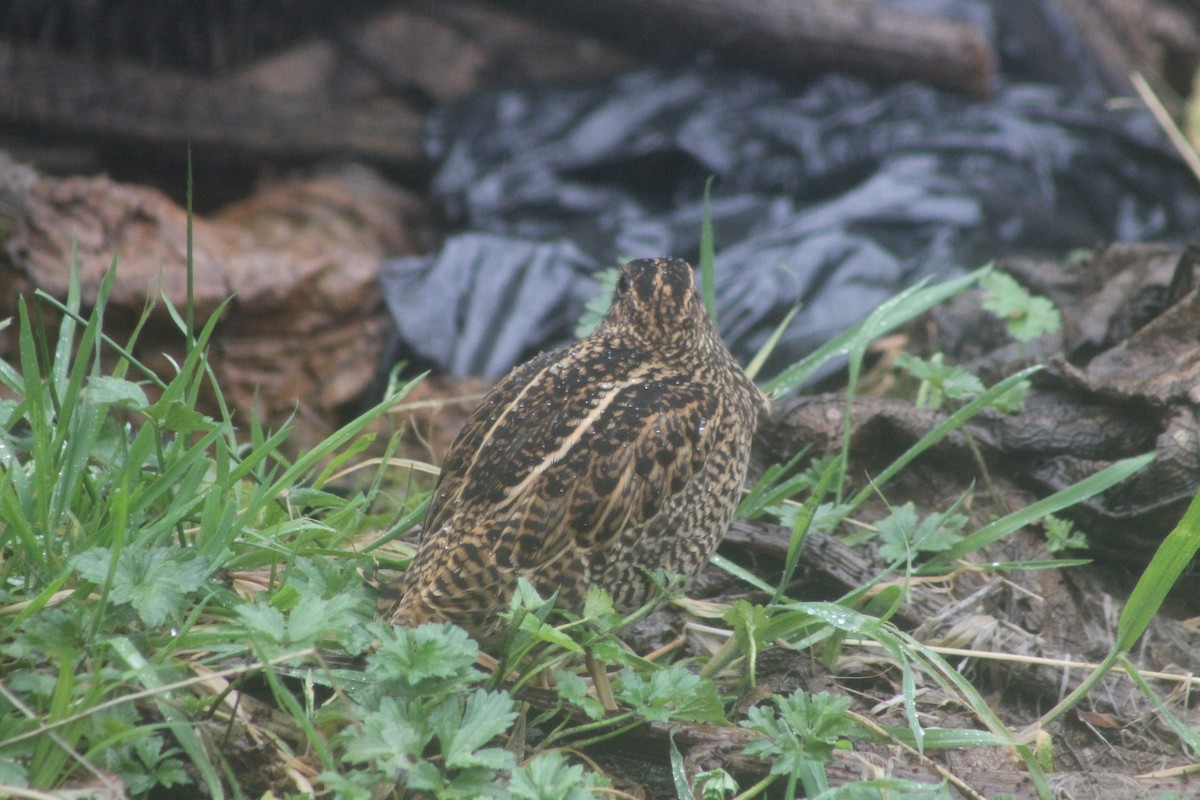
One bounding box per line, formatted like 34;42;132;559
71;547;209;627
437;689;518;770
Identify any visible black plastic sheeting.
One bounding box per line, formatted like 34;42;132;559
381;2;1200;381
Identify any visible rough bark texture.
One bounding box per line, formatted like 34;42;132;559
510;0;996;97
0;3;638;174
0;41;424;166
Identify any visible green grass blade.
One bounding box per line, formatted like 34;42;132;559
745;301;801;382
33;290;168;391
737;450;809;520
0;469;38;574
763;267;987;396
699;176;717;321
710;554;776;594
49;240;82;401
1116;488;1200;650
16;298;55;562
1018;492;1197;740
233;374;427;546
845;367;1041;513
774;455;842;602
927;452;1156;568
0;354;24;395
29;659;78;787
186;149;195;346
365;495;431;553
1118;654;1200;756
126;427;223;524
85;471;128;644
669;730;698;800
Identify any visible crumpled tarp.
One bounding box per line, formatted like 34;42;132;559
381;0;1200;380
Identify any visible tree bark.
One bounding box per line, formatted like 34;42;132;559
0;41;425;167
509;0;996;98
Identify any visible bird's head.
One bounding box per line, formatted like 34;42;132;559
598;258;712;347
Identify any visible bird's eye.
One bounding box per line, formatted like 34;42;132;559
616;273;630;294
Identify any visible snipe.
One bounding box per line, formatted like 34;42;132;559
393;257;768;640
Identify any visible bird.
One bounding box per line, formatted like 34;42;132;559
393;257;768;642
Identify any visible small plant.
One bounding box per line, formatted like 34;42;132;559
693;768;738;800
895;351;984;410
1042;514;1088;553
896;268;1061;416
870;501;968;564
740;690;858;798
895;351;1030;415
508;751;606;800
979;271;1062;344
331;623;521;797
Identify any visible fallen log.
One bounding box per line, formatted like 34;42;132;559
0;41;425;167
505;0;996;98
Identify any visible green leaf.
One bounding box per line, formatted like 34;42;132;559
71;547;209;627
726;600;770;687
435;689;518;770
553;669;607;721
108;636;223;798
285;592;368;644
895;351;984;409
1043;515;1088;554
741;690;855;772
980;272;1062;343
121;736;188;794
987;377;1031;413
367;622;481;700
742;705;807;776
583;586;615;621
509;751;599;800
694;768;739;800
0;757;29;785
147;398;217;434
341;696;430;773
318;773;374;800
875;502;966;562
235;603;288;643
517;613;585;655
615;665;725;723
874;503;920;561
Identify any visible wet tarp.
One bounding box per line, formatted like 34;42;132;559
381;1;1200;380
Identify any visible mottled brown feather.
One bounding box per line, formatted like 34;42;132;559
393;257;768;639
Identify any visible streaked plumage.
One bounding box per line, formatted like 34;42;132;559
393;257;767;639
